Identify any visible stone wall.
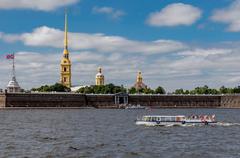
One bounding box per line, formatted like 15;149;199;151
0;93;6;108
5;93;87;107
86;94;116;108
129;95;221;108
2;93;240;108
221;95;240;108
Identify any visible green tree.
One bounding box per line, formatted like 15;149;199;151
129;87;137;94
31;83;70;92
233;86;240;93
174;88;184;94
76;83;126;94
155;86;166;94
143;88;154;94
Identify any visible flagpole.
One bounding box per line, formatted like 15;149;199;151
12;52;15;80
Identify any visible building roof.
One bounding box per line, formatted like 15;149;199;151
7;76;20;88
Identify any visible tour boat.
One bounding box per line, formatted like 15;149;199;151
135;114;216;126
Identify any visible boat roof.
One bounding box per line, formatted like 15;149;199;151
143;115;185;118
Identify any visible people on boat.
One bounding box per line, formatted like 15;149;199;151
186;114;216;122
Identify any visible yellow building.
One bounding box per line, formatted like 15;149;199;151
60;11;71;88
95;67;104;86
134;71;147;90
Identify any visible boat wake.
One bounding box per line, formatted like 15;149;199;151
215;122;240;126
158;122;240;127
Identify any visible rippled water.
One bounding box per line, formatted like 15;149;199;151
0;108;240;158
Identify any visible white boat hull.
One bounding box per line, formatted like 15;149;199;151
136;121;182;126
135;120;217;126
136;115;217;126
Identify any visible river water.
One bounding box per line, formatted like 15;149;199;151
0;108;240;158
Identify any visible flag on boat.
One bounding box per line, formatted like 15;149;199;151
6;54;14;59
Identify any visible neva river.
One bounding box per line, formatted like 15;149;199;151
0;108;240;158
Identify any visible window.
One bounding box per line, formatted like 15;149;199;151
64;67;67;72
64;77;67;82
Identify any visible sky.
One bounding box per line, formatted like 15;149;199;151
1;0;240;92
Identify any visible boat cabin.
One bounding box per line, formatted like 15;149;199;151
142;115;185;122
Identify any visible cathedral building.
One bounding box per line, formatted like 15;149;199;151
134;71;147;90
95;67;104;86
60;11;71;88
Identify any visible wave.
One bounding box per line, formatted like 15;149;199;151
215;122;240;126
154;122;240;127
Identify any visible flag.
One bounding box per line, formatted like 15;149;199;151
6;54;14;60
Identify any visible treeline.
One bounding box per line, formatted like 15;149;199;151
174;85;240;94
31;83;240;95
77;84;166;94
128;86;165;94
31;83;71;92
76;84;126;94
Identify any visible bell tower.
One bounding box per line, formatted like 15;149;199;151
60;11;71;88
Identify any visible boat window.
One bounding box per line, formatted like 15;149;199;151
147;117;151;121
152;117;156;121
144;117;150;121
161;117;165;121
150;117;153;121
171;117;176;121
166;117;171;121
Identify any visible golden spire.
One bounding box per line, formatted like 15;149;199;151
137;71;143;83
60;9;71;88
64;9;68;50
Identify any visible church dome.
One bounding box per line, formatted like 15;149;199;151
7;76;21;93
95;67;104;86
7;77;20;88
96;72;104;78
96;67;104;78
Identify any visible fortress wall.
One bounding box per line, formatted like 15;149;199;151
129;95;221;108
3;93;240;108
86;95;116;108
220;95;240;108
0;93;6;108
5;93;87;107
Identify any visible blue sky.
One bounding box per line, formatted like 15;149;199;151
1;0;240;91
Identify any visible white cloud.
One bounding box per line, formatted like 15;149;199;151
178;48;232;57
147;3;202;27
92;6;125;19
211;0;240;32
1;46;240;92
0;26;187;55
0;0;79;11
1;29;240;92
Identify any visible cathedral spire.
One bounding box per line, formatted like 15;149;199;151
6;53;21;92
64;9;68;50
60;10;71;88
134;71;147;90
